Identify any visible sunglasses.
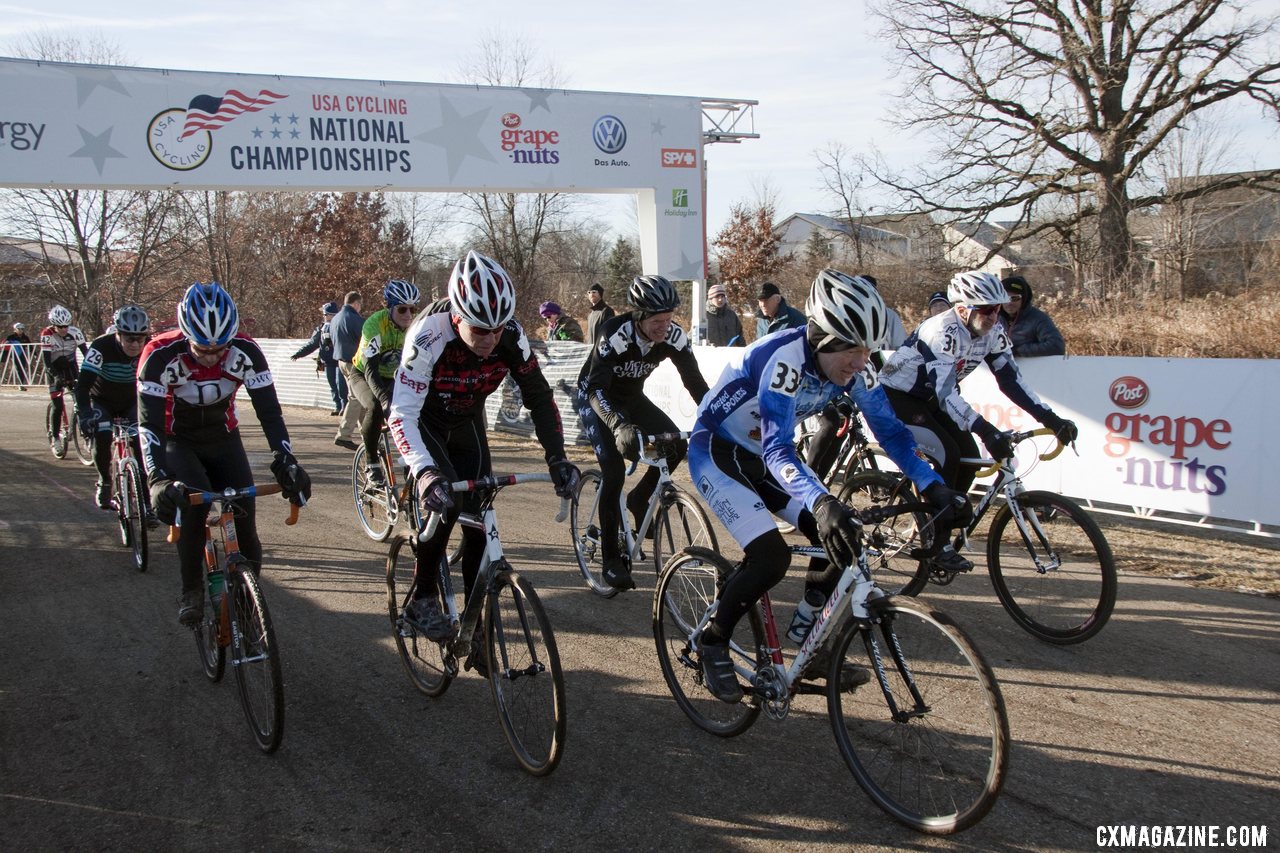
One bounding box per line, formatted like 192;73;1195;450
191;343;229;357
55;324;69;330
393;305;418;316
971;305;1001;317
120;333;149;344
467;324;504;338
1007;294;1024;302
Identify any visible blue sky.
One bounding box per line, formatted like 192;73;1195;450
5;0;1280;243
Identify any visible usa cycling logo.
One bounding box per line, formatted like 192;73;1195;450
592;115;626;154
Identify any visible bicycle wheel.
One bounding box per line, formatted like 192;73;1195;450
828;597;1009;835
123;460;148;572
651;487;719;575
72;421;94;466
986;491;1117;644
114;461;131;547
352;444;396;541
194;576;225;683
47;403;68;459
838;471;929;596
569;469;617;598
386;534;454;697
230;567;285;753
486;567;566;776
653;547;763;737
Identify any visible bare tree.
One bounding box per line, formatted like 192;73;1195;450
869;0;1280;301
814;142;878;266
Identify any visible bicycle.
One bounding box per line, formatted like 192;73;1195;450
170;483;300;753
653;499;1010;834
839;428;1117;644
794;395;889;490
386;473;568;776
107;418;149;572
45;387;93;465
351;428;411;542
568;431;718;598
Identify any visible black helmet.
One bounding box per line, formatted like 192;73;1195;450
628;275;680;313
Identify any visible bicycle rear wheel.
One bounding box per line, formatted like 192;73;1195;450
123;460;148;572
828;597;1008;835
230;567;285;753
651;487;719;576
386;534;454;697
47;403;68;459
986;491;1117;644
486;567;566;776
569;469;618;598
838;471;929;596
195;578;225;683
352;444;396;541
653;547;763;737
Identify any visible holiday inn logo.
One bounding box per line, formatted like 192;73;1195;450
672;188;688;207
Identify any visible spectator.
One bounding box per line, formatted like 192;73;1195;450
585;283;615;344
4;322;31;389
927;290;951;318
1000;274;1065;357
331;290;366;450
755;281;805;339
539;301;585;342
290;301;345;415
859;275;906;349
704;283;744;346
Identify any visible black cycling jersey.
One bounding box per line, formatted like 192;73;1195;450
75;333;140;415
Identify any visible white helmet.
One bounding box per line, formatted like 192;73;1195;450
805;270;888;350
448;251;516;329
48;305;72;326
947;271;1008;307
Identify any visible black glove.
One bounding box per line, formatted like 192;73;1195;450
77;406;99;441
150;478;187;525
923;480;973;528
833;396;857;418
975;420;1014;462
270;452;312;503
547;456;581;499
614;423;641;462
415;467;454;514
812;493;862;568
1042;412;1078;445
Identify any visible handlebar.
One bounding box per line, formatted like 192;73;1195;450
971;427;1066;478
419;472;572;541
626;431;693;476
165;483;302;544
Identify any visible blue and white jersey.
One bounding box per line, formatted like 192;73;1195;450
695;326;940;512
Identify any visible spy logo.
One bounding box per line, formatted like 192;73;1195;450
671;189;688;208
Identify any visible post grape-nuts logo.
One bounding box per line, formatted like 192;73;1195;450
1109;375;1149;409
592;115;626;154
502;113;521;129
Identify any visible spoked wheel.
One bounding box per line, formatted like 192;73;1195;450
71;422;94;465
486;567;566;776
653;547;764;738
194;581;225;683
386;534;454;697
121;460;148;572
986;491;1117;644
569;469;617;598
47;404;68;459
838;471;930;596
230;568;285;753
114;463;132;546
651;487;719;576
828;597;1009;835
352;444;396;541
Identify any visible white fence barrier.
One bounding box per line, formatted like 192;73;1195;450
0;342;47;388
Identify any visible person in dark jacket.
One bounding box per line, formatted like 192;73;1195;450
331;291;366;449
1000;275;1065;357
585;283;615;345
4;322;32;388
704;283;744;346
755;281;806;340
540;301;585;342
291;301;344;414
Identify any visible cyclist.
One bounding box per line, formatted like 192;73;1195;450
387;251;580;654
574;274;710;591
878;270;1078;533
74;305;153;513
139;282;312;626
41;305;88;444
353;279;422;486
687;270;968;703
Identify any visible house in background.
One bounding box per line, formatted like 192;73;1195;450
0;236;69;328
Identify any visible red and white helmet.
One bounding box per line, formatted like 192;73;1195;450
448;251;516;329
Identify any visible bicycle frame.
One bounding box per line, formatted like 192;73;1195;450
951;428;1065;557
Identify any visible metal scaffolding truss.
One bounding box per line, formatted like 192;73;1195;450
701;99;759;144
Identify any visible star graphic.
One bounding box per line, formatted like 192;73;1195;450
668;250;705;281
289;128;301;139
651;119;667;136
522;88;552;114
271;128;282;139
66;68;130;107
270;113;282;124
415;96;495;179
288;113;299;124
69;126;126;175
252;127;264;139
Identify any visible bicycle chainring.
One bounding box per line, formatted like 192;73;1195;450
753;665;790;720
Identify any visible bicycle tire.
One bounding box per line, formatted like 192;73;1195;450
386;534;454;697
986;490;1117;644
195;572;225;683
71;419;94;465
651;488;719;576
838;471;929;596
486;567;566;776
352;444;396;541
123;460;148;572
114;460;131;547
230;567;285;753
47;403;68;459
653;547;763;738
828;596;1009;834
569;469;617;598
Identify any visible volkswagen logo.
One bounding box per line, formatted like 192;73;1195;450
592;115;627;154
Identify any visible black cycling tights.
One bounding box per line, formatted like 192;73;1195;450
412;412;491;603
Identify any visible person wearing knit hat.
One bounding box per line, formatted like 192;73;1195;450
999;274;1064;357
585;283;615;344
705;284;743;346
927;290;951;317
540;300;584;342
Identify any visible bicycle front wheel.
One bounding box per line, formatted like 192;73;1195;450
651;488;719;575
123;460;148;572
828;597;1009;835
838;471;929;596
568;469;617;598
72;422;94;465
195;576;225;683
230;567;285;753
47;403;67;459
352;444;396;541
653;547;763;737
486;568;566;776
386;534;453;697
987;491;1117;644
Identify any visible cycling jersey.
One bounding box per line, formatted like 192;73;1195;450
694;326;940;515
75;333;140;414
354;307;409;401
878;307;1051;431
137;330;291;479
388;304;564;477
40;324;87;369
